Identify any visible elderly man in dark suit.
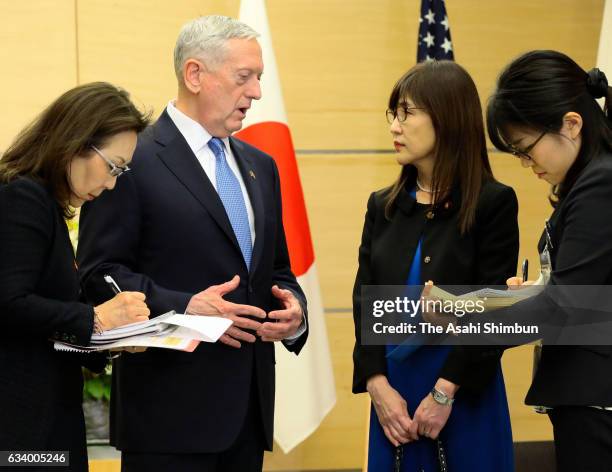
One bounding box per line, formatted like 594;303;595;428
77;15;307;472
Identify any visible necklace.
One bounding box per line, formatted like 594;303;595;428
416;179;433;193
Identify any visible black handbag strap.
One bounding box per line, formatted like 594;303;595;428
437;439;448;472
392;440;448;471
394;445;403;472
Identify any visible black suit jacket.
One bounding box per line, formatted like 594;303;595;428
441;154;612;406
352;173;519;393
77;110;307;453
0;178;97;449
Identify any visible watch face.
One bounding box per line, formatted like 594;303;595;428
432;389;449;405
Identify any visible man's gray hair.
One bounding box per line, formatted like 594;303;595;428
173;15;259;81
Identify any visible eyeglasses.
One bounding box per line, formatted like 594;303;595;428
506;130;547;161
386;106;424;124
91;145;130;177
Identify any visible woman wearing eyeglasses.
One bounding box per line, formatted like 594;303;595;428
0;82;151;470
352;60;518;471
417;50;612;472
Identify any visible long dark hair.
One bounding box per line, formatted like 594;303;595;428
0;82;150;218
384;60;493;234
487;50;612;204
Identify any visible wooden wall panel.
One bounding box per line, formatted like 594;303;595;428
502;345;554;442
298;153;400;308
271;0;605;150
449;0;605;104
76;0;240;117
268;0;420;151
0;1;77;151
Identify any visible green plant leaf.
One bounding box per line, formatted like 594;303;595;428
84;377;105;400
102;378;112;402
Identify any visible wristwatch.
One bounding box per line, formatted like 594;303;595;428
431;387;455;406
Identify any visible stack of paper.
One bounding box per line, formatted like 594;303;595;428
429;285;543;311
54;311;233;353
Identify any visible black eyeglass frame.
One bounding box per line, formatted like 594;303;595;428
386;105;425;124
506;130;547;161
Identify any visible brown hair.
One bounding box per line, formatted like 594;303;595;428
0;82;150;218
385;60;493;234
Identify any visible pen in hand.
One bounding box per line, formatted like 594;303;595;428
521;259;529;283
103;274;122;295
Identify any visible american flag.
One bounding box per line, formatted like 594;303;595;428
417;0;454;62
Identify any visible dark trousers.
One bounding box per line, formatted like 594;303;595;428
549;406;612;472
120;384;265;472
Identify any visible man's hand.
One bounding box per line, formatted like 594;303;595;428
186;275;266;349
257;285;303;342
410;379;458;439
367;375;417;446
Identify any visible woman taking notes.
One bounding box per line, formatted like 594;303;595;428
352;60;519;471
420;50;612;472
0;82;151;470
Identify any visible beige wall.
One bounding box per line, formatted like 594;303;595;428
0;1;605;470
0;1;77;151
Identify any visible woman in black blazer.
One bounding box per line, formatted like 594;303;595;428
0;83;151;470
352;61;519;471
422;51;612;472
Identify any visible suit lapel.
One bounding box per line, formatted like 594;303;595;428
152;111;241;252
230;137;265;274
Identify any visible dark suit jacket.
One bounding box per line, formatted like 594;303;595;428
0;178;96;449
352;172;519;394
441;154;612;406
77;110;307;453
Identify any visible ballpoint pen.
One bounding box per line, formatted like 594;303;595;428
103;274;122;295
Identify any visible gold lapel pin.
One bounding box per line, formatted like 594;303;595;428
249;170;256;180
